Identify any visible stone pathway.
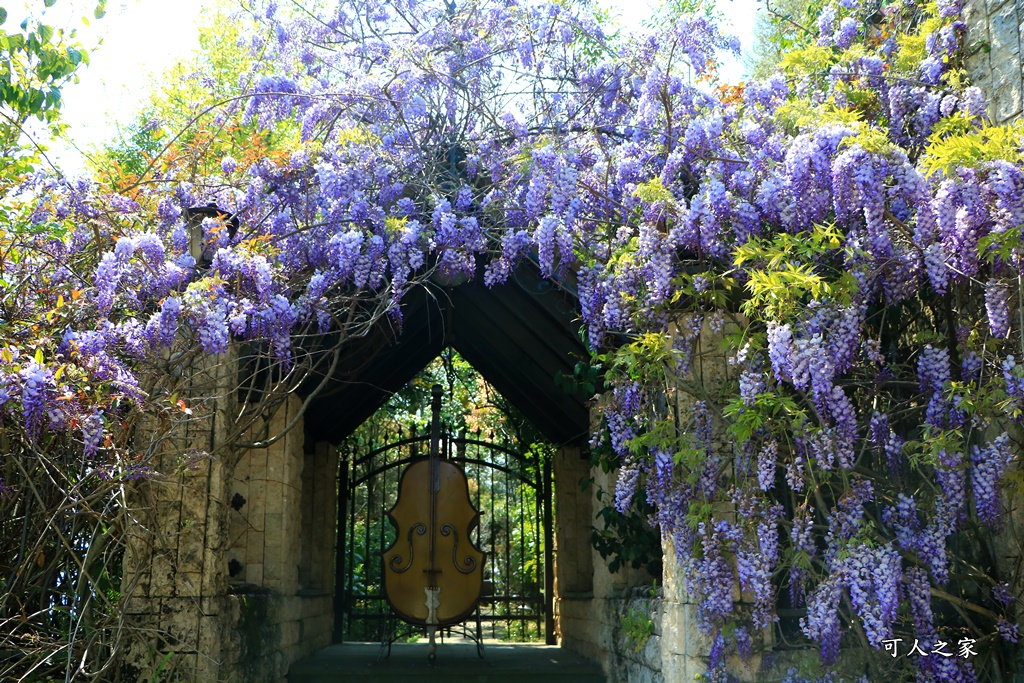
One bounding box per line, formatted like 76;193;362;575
286;641;606;683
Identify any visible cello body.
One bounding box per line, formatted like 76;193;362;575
381;385;486;628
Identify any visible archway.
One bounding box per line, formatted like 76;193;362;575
207;258;637;682
306;259;589;652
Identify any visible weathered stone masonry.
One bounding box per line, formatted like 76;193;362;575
964;0;1024;122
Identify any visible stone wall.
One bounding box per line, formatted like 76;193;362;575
964;0;1024;123
554;444;664;682
553;316;757;683
962;3;1024;678
223;396;337;682
121;350;239;682
553;444;598;661
122;383;338;683
607;589;663;683
561;7;1024;679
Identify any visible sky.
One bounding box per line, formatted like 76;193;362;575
7;0;761;173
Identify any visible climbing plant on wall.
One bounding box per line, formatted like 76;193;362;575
0;0;1022;679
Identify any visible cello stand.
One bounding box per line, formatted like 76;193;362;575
427;625;438;666
373;618;418;664
373;621;490;666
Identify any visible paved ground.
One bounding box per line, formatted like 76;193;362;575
286;641;606;683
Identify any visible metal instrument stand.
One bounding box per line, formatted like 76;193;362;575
373;612;490;665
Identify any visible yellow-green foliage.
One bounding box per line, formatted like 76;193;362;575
633;177;677;208
336;125;382;148
734;223;856;320
385;216;408;236
608;332;677;386
156;1;258;126
893;9;943;73
920;120;1024;177
774;101;863;135
839;127;895;156
778;45;838;75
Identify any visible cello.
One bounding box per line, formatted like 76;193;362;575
382;384;486;662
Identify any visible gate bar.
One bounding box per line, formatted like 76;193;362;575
543;455;555;644
333;448;349;643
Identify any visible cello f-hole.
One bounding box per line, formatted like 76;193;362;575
440;523;478;574
389;523;427;573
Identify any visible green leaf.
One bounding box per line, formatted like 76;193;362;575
34;347;44;364
0;8;7;24
44;0;57;8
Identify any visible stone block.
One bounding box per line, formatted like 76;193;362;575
247;478;266;524
264;480;285;516
281;620;301;648
229;510;249;547
686;655;707;681
990;3;1022;59
285;445;305;486
151;553;176;597
200;595;230;618
246;562;264;586
730;652;764;683
267;396;294;436
265;512;284;548
993;73;1024;120
126;568;153;598
278;597;304;623
988;0;1012;16
177;529;206;574
660;652;688;683
229;480;249;512
169;653;200;680
660;601;686;656
234;449;251;481
682;604;713;658
173;571;202;598
964;0;988;26
249;447;268;481
282;644;303;675
246;531;265;565
265;559;282;586
643;632;663;671
123;594;156;616
154;476;184;503
164;609;200;649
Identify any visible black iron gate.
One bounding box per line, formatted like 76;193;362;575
333;428;554;644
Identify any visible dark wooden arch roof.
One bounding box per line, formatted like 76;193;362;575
300;261;591;446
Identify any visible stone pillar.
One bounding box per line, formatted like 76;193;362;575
262;395;305;595
554;445;594;596
222;394;312;681
658;542;712;683
658;315;767;682
590;463;651;600
227;394;304;594
964;0;1024;122
121;348;237;682
297;440;338;653
312;441;339;591
553;445;597;659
